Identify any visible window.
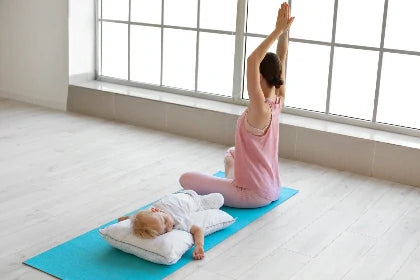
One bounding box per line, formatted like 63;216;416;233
131;25;160;85
284;42;330;113
162;28;196;90
287;0;335;42
97;0;420;132
329;48;378;120
378;53;420;129
335;0;383;47
98;0;236;97
385;0;420;52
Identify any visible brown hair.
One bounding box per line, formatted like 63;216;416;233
259;52;283;88
131;211;159;238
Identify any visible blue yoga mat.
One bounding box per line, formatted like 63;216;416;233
25;171;298;280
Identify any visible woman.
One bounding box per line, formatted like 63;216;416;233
179;3;294;208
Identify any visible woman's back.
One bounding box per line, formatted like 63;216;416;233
233;98;282;201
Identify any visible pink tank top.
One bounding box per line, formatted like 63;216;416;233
233;97;282;201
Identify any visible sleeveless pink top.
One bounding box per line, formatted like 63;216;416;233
233;97;282;201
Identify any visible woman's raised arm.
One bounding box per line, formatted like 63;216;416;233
246;3;294;110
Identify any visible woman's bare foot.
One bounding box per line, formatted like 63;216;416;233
224;155;234;179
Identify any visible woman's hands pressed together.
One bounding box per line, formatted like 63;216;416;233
275;2;295;35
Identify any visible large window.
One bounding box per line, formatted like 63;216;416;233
97;0;420;132
98;0;236;97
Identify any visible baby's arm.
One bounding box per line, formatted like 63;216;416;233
190;225;205;260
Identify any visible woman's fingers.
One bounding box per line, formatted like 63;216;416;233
276;2;294;32
288;17;295;28
279;2;290;19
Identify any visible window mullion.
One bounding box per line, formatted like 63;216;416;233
325;0;339;115
160;0;164;86
372;0;389;123
232;0;247;103
100;0;103;76
128;0;131;81
194;0;201;93
95;0;100;78
286;0;292;100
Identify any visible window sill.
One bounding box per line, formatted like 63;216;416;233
67;80;420;187
69;80;420;150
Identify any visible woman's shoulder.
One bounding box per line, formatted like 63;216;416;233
248;98;271;114
245;102;271;131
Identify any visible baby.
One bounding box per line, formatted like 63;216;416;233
118;190;224;260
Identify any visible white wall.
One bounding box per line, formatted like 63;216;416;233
0;1;11;100
0;0;69;110
69;0;96;84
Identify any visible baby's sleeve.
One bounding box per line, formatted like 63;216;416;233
174;214;194;233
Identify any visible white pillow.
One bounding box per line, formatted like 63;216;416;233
99;209;235;265
190;209;235;236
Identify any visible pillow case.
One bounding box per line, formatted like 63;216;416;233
190;209;235;236
99;209;235;265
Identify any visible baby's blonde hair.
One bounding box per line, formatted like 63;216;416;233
131;211;159;238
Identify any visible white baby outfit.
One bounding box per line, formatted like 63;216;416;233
153;190;224;232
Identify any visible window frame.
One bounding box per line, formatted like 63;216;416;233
95;0;420;137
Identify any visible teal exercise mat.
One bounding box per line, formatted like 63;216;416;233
24;171;298;280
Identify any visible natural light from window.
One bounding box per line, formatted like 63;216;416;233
98;0;420;131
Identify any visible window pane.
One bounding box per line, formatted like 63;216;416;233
242;36;277;100
200;0;236;31
102;0;128;21
162;28;196;90
247;0;281;35
131;0;161;24
385;0;420;52
286;42;330;112
198;33;235;96
289;0;335;42
131;26;161;85
335;0;383;47
377;53;420;129
330;48;378;120
102;22;128;80
164;0;197;28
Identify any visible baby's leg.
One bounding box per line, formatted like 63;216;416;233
224;147;235;179
199;193;224;210
179;171;271;208
180;190;222;211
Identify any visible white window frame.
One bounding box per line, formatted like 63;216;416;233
95;0;420;137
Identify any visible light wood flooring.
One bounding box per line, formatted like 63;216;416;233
1;98;419;280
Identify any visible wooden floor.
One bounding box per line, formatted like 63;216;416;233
1;98;419;280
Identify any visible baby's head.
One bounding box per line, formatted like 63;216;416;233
131;208;175;238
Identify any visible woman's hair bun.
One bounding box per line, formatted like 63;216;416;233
271;77;284;88
260;52;283;88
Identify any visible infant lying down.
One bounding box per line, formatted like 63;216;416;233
118;190;225;260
